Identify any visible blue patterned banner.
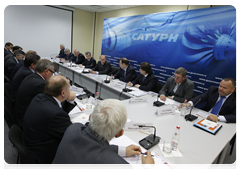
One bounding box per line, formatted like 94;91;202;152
101;6;236;95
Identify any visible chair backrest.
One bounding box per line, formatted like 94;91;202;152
8;125;37;164
4;83;11;99
4;96;14;129
4;74;11;84
111;66;119;75
156;82;164;93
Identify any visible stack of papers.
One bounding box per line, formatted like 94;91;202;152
127;87;147;97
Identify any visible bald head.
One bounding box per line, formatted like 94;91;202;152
44;75;70;101
100;55;106;65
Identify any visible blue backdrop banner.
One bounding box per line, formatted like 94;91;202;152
101;6;236;95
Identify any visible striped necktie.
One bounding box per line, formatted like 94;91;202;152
173;83;179;93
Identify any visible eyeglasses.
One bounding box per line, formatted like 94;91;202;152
48;69;55;74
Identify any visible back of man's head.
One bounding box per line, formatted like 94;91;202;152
35;59;53;73
44;75;68;97
12;46;22;52
24;53;40;67
14;50;25;57
89;99;127;141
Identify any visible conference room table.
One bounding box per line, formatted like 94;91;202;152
53;61;134;100
69;93;235;164
54;60;235;164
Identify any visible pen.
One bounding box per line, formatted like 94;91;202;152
141;152;154;157
77;105;83;111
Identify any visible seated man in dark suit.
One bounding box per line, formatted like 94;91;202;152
22;75;76;164
159;67;194;103
4;42;13;57
10;53;40;104
110;58;136;83
179;78;236;123
4;45;22;62
63;48;76;62
128;62;158;92
91;55;111;75
73;49;85;64
53;99;154;164
79;51;96;69
4;50;25;79
14;59;54;129
56;44;66;58
11;50;37;80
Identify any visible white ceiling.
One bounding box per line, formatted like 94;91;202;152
66;5;142;13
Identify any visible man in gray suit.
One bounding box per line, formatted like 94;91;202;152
159;67;194;103
53;99;154;164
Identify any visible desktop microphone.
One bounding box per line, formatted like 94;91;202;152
185;98;201;121
104;69;116;83
138;125;161;150
153;94;165;107
122;75;136;92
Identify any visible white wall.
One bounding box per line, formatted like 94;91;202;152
4;5;72;58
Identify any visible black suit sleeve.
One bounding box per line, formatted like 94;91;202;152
159;79;170;96
119;69;136;83
62;101;77;113
113;70;121;79
139;76;157;92
49;111;72;139
98;63;111;75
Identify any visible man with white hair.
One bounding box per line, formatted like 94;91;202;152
56;44;66;58
53;99;154;164
64;48;76;62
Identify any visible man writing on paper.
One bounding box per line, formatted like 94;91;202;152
159;67;194;103
110;58;136;83
53;99;154;164
179;78;236;123
79;51;96;69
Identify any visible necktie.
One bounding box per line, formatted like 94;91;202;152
173;83;179;93
211;96;225;115
76;57;78;62
124;70;126;78
143;76;145;82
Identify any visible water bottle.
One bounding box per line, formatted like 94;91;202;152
58;69;61;75
180;99;187;116
70;60;72;67
94;92;99;106
171;126;180;151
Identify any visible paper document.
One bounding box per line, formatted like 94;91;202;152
70;113;90;124
195;110;210;118
69;102;86;115
128;87;147;97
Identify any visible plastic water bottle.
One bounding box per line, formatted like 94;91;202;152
58;69;61;75
94;92;99;106
180;99;187;116
70;60;72;67
171;126;180;151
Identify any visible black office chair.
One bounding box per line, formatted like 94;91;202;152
230;134;236;155
4;83;11;100
8;124;37;164
111;66;119;75
4;74;11;84
156;82;164;93
4;96;14;129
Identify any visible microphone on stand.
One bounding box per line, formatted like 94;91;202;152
185;98;201;121
138;125;160;150
104;69;116;83
122;75;136;92
153;94;164;107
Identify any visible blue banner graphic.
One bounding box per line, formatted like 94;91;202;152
101;6;236;95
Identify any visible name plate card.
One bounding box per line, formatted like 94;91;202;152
129;97;148;104
124;122;153;131
155;105;175;116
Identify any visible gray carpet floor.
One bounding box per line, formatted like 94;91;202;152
4;120;236;164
